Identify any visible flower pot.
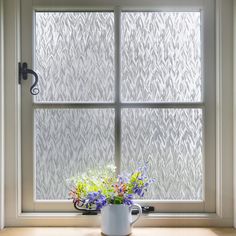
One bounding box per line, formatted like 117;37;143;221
101;204;142;236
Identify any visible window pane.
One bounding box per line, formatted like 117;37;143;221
34;109;115;200
121;12;201;102
35;12;115;102
121;108;203;200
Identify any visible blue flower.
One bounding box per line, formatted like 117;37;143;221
69;163;156;210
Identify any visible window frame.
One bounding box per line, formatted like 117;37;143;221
23;4;214;212
3;0;234;227
23;0;215;214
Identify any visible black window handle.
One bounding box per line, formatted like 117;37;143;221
18;62;39;95
132;206;155;215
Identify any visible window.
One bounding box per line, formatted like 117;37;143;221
4;0;234;227
21;0;216;214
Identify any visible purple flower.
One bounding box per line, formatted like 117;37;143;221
123;194;133;205
82;191;108;210
69;163;156;211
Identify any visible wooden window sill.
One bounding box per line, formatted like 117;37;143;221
0;228;236;236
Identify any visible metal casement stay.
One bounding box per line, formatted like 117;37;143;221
18;62;39;95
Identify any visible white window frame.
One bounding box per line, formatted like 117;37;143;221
22;1;215;213
0;0;4;230
3;0;234;227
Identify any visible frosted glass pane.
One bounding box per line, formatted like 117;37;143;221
35;109;115;200
121;109;203;200
121;12;201;102
35;12;114;102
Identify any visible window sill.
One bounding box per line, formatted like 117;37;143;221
0;227;236;236
5;212;232;227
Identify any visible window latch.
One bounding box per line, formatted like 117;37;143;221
74;201;98;215
18;62;39;95
132;206;154;215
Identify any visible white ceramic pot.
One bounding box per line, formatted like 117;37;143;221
101;204;142;236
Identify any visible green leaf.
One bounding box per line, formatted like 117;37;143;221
114;198;122;204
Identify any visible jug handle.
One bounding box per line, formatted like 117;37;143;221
130;204;142;226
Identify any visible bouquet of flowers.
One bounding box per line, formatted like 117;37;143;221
69;163;154;211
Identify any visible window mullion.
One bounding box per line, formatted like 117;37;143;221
114;7;121;175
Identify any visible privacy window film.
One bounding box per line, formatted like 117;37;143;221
35;12;115;103
121;12;201;102
34;11;204;201
35;109;115;200
121;108;203;200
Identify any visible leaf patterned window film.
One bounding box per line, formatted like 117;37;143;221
33;11;205;202
35;12;115;103
121;109;203;200
34;109;115;200
121;12;201;102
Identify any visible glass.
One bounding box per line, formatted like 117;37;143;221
121;108;203;200
34;109;115;200
35;12;115;102
121;12;201;102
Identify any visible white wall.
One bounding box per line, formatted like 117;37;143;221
0;0;234;228
0;0;4;230
232;0;236;229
